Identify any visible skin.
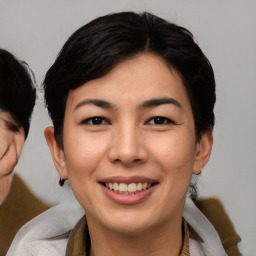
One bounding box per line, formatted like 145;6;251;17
45;53;213;256
0;111;25;204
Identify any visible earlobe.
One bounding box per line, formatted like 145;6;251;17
44;126;68;180
193;130;213;175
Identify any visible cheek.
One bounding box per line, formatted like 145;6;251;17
63;131;107;179
145;133;196;220
150;132;196;171
0;136;8;159
16;135;25;159
148;131;196;197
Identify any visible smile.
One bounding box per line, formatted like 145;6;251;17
104;182;153;194
100;176;158;204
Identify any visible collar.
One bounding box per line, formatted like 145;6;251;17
66;216;190;256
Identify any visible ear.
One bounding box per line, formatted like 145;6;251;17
193;129;213;175
44;126;68;180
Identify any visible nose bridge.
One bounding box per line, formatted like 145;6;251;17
109;119;147;165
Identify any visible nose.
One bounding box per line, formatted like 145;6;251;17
108;122;148;167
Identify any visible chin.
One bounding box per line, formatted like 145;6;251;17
107;221;152;235
98;210;159;235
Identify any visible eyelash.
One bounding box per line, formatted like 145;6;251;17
6;122;20;133
81;116;175;126
146;116;176;125
81;116;109;125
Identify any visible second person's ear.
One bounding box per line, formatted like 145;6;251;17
193;130;213;175
44;126;68;181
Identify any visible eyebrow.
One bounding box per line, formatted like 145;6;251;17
74;99;115;111
73;97;183;112
139;97;183;110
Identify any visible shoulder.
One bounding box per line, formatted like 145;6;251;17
195;197;241;256
0;175;50;255
6;191;84;256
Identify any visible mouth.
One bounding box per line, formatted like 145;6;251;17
101;181;157;195
99;176;159;204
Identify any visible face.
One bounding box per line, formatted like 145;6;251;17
46;53;212;235
0;111;25;204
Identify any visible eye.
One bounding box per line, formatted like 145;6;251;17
81;116;109;125
147;116;175;125
6;121;20;133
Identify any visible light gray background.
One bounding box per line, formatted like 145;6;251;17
0;0;255;255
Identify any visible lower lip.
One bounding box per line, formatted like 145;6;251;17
101;184;156;205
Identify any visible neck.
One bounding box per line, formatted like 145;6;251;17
88;217;183;256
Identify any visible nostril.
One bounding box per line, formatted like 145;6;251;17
108;141;148;166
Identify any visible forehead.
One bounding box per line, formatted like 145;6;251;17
66;53;190;110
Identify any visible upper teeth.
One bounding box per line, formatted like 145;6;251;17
105;182;152;194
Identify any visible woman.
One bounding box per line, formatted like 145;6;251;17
0;49;49;255
0;49;35;205
8;12;240;256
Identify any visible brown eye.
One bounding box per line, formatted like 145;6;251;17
147;116;174;125
82;116;108;125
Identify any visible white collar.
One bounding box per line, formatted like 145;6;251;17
7;192;227;256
